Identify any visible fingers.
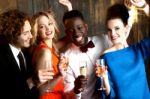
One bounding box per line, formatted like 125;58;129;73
58;0;72;11
74;75;87;94
38;69;54;83
59;0;70;5
75;75;87;87
59;54;69;71
95;65;108;77
130;0;146;8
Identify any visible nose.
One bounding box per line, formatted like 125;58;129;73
73;28;82;37
29;32;33;39
46;26;49;31
111;29;116;36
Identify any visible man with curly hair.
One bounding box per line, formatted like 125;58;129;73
0;10;35;99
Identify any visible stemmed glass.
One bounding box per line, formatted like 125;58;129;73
79;61;88;92
96;58;106;90
45;61;52;92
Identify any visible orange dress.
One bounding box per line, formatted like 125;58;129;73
32;41;64;99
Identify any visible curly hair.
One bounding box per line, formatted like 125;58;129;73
0;9;30;43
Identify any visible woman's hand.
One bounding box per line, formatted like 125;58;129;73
58;53;69;76
130;0;146;8
37;68;54;85
95;64;108;78
95;64;110;95
59;0;73;11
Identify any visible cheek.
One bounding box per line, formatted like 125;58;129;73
107;33;111;39
119;30;126;38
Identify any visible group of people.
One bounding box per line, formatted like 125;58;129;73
0;0;149;99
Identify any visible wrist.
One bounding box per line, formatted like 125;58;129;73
136;3;147;9
74;87;81;94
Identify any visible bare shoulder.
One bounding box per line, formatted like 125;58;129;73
34;47;52;69
101;47;115;55
101;46;117;55
36;48;51;58
101;43;125;55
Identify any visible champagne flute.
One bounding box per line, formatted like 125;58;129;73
96;58;106;90
79;61;88;92
45;60;52;92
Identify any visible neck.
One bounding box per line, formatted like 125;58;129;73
10;42;21;51
43;39;52;48
112;42;128;50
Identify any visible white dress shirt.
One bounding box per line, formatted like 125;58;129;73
9;44;26;70
62;35;109;99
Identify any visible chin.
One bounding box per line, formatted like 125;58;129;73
24;44;30;48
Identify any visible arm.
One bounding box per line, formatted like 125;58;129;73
59;53;84;99
59;0;73;11
124;0;149;40
130;0;149;16
34;48;62;95
96;71;116;99
59;53;77;98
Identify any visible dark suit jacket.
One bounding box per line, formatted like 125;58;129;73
0;43;35;99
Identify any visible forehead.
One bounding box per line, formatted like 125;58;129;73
107;18;124;27
37;15;49;24
22;20;31;32
65;17;85;27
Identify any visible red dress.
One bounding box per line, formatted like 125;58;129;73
32;41;64;99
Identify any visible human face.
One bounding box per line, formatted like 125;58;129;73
15;20;32;49
37;16;55;41
65;17;88;47
107;18;128;45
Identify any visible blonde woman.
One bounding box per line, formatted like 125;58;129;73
31;11;65;99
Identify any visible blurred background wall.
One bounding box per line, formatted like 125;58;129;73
0;0;149;85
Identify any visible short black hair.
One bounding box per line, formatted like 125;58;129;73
106;4;129;25
62;10;84;23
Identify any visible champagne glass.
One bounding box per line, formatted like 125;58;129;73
79;61;88;92
45;60;52;92
96;58;106;90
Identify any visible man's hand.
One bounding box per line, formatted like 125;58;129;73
59;0;73;11
74;75;87;94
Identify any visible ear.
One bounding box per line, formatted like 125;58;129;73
84;23;88;31
125;25;132;39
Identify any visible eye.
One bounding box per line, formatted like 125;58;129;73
107;28;111;32
22;31;31;35
48;22;53;26
77;25;84;30
66;28;74;33
77;26;82;30
115;27;120;31
39;25;44;29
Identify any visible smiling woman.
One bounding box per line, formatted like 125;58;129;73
30;10;65;99
96;1;150;99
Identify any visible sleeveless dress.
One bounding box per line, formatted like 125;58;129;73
32;41;64;99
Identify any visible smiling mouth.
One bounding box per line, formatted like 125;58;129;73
46;31;52;35
76;36;83;42
111;36;118;40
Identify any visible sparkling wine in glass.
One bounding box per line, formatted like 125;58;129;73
79;61;88;92
96;58;106;90
45;61;52;92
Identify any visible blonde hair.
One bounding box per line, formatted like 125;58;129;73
31;11;59;45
